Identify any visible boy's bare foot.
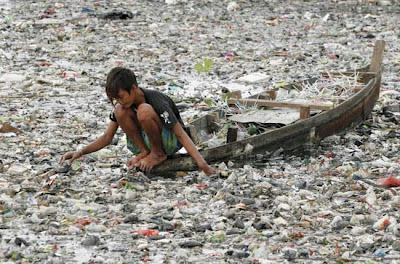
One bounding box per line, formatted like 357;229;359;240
126;150;150;169
135;152;167;172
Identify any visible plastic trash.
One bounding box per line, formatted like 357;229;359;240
131;229;159;236
378;176;400;187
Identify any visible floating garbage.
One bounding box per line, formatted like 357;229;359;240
0;0;399;263
378;176;400;187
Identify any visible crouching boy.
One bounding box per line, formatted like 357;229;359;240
59;67;216;175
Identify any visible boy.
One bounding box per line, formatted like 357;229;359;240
59;67;216;175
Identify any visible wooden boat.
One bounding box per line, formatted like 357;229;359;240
153;40;385;173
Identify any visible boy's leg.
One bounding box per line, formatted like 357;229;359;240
135;103;167;171
114;104;150;165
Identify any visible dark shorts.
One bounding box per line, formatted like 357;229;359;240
127;127;182;156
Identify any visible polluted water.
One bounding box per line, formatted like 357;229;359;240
1;0;400;263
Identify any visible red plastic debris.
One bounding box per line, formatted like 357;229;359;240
131;229;159;236
380;219;391;230
75;218;91;226
326;153;334;158
335;241;339;258
328;54;338;59
108;218;123;225
173;201;189;208
142;256;150;262
225;52;234;59
196;184;208;189
110;183;119;188
377;176;400;187
40;62;52;67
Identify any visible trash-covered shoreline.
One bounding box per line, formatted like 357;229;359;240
1;0;400;263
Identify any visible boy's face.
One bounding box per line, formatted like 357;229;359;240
116;86;135;108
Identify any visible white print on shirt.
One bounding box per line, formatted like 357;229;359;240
161;111;171;124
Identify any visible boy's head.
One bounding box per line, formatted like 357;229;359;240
106;67;138;105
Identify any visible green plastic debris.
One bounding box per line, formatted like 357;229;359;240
204;98;214;107
71;159;81;171
195;58;213;72
248;124;258;135
211;233;226;243
5;15;14;21
124;183;137;190
1;209;11;215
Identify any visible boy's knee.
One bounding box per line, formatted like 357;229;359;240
114;104;130;120
137;104;155;122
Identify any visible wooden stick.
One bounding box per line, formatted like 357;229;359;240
227;98;333;111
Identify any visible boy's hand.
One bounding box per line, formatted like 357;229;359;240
200;164;218;176
59;151;81;164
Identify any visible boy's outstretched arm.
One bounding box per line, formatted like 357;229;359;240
59;121;119;164
172;122;217;176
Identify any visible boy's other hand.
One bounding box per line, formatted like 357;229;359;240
59;151;81;164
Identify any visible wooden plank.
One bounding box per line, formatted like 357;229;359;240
268;90;277;100
185;125;198;144
231;90;242;99
258;91;269;100
206;113;220;133
369;40;385;73
300;106;310;119
258;90;277;100
226;127;238;143
321;71;376;77
227;98;333;111
228;109;299;125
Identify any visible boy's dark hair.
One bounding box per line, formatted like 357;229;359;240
106;67;138;105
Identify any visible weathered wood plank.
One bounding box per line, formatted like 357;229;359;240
206;112;220;133
227;98;333;111
369;40;385;73
226;127;238;143
231;90;242;99
185;125;198;144
300;106;310;119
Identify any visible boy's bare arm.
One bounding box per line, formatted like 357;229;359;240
172;123;217;176
59;121;119;164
